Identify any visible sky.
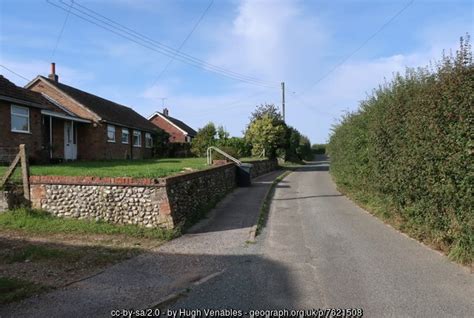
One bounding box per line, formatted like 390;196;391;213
1;0;473;143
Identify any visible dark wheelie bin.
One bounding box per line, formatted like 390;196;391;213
236;163;253;187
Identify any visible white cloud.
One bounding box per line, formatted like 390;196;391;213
207;0;327;83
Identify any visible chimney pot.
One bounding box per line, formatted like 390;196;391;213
163;108;169;116
48;62;59;83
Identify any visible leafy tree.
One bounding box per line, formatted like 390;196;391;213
216;125;230;143
153;129;171;157
245;114;287;158
191;122;217;157
250;103;282;122
297;135;313;161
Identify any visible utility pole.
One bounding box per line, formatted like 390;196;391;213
281;81;286;122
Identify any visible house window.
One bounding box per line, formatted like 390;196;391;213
133;130;141;147
122;128;129;144
145;133;153;148
107;125;115;142
186;136;192;143
11;105;30;133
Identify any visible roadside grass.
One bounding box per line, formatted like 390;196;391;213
0;157;207;179
334;183;473;266
0;208;179;240
0;277;50;305
279;161;306;170
255;170;292;236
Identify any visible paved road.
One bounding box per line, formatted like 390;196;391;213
170;156;474;317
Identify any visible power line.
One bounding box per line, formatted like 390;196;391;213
0;64;30;82
58;0;276;87
46;0;277;88
51;0;74;58
152;0;214;86
298;0;415;97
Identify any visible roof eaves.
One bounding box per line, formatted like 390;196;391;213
151;112;189;136
0;95;46;109
101;120;157;133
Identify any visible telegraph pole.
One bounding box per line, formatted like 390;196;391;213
281;81;286;122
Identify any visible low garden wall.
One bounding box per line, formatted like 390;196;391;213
244;159;278;178
28;160;277;229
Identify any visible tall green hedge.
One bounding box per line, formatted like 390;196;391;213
327;36;473;264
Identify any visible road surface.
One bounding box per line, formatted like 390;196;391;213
170;156;473;317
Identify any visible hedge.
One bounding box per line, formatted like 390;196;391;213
327;36;473;264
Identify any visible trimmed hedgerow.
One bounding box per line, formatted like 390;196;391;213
327;35;473;265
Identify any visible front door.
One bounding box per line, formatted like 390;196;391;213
64;121;77;160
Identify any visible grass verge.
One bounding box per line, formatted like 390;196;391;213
0;277;50;305
334;183;473;267
255;170;292;236
0;208;179;240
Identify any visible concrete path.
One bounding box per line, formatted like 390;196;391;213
169;156;473;317
0;170;284;317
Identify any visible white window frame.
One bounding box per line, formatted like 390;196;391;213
133;130;142;147
11;105;30;133
107;124;115;142
121;128;129;144
145;132;153;148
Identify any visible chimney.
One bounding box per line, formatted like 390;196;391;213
163;108;169;116
48;62;59;82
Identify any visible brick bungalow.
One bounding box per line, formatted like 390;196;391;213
25;64;158;160
0;75;91;163
148;108;196;143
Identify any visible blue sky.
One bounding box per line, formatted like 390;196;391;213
1;0;473;143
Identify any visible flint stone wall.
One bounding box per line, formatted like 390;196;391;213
29;160;277;229
244;159;279;178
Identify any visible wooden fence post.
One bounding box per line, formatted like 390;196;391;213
19;144;30;201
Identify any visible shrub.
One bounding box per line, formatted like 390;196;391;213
327;35;474;264
311;144;326;154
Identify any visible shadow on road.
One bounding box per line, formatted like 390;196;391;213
0;237;298;315
274;194;342;201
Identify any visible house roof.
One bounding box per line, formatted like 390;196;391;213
0;75;49;109
0;75;70;113
149;112;197;137
38;76;158;132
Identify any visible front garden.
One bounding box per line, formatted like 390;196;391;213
0;157;207;179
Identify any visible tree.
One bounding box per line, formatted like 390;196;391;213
153;129;171;157
191;122;217;157
216;125;229;142
250;103;282;122
245;114;287;158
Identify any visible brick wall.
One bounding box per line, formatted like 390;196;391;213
0;101;46;162
149;115;187;143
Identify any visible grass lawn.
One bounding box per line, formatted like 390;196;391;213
0;157;207;179
0;208;178;240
